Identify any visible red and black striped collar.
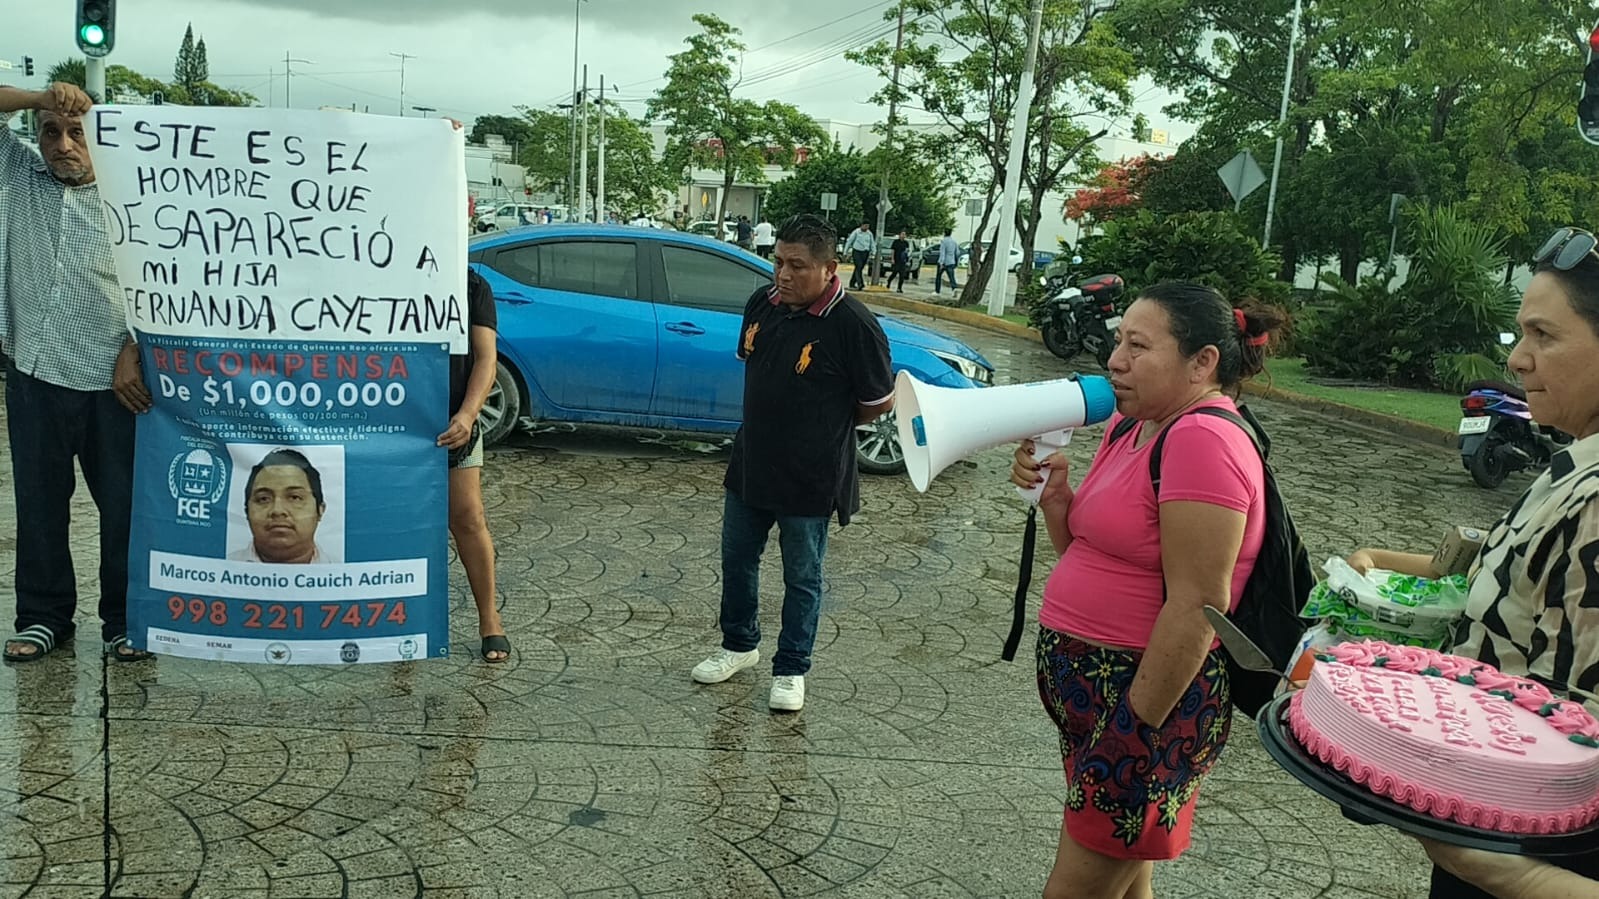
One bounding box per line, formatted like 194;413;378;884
767;275;846;317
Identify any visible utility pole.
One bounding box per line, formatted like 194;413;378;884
872;1;907;287
568;0;582;217
986;0;1046;315
578;65;590;222
283;52;313;109
596;74;607;223
1262;0;1303;249
390;52;416;116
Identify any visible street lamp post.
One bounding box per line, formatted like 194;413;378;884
283;52;313;109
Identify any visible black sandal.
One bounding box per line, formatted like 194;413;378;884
104;635;154;663
4;625;63;663
480;634;512;663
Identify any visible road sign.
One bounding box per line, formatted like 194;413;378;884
820;192;838;211
1217;151;1267;209
877;197;893;213
0;60;13;70
964;198;983;216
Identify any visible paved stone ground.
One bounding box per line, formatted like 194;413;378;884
0;315;1522;898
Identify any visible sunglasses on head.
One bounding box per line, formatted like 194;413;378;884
1533;227;1599;270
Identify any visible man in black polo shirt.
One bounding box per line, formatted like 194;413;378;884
691;214;894;712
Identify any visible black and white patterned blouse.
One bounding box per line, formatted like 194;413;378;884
1454;432;1599;712
0;114;127;392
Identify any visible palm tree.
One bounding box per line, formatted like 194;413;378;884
45;59;86;88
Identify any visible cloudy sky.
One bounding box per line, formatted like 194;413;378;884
3;0;1192;142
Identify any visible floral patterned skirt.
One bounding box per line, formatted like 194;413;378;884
1035;626;1232;860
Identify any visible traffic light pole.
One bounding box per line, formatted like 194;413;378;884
86;57;105;103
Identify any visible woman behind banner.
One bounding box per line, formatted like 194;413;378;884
438;267;509;663
1346;227;1599;898
1010;282;1286;899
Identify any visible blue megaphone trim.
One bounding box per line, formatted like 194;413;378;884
1074;374;1117;425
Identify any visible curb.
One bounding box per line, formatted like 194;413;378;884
865;293;1459;450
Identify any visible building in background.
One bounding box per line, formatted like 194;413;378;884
466;134;527;207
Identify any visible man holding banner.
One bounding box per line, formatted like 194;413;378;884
81;102;468;664
0;82;154;663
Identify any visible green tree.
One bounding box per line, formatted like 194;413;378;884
648;14;828;230
763;145;955;237
1110;0;1598;283
763;144;872;226
590;107;675;218
46;57;255;107
469;114;537;148
850;0;1133;302
173;24;211;103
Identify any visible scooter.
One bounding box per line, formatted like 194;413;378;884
1458;380;1571;488
1038;260;1123;371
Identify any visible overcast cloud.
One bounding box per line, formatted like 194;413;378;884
3;0;1191;144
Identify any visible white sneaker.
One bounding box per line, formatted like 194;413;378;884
691;648;760;684
769;675;805;711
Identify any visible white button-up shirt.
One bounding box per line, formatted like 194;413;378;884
0;116;127;392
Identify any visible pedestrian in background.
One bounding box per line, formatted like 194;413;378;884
887;230;911;293
936;229;961;295
843;222;874;290
753;216;776;259
691;214;894;712
0;82;152;663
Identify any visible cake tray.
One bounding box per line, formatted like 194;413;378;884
1256;693;1599;856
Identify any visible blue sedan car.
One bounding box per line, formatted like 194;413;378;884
469;225;994;473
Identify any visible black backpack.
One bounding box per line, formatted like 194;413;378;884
1106;404;1315;719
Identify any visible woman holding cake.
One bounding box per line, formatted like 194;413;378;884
1346;227;1599;899
1009;282;1285;899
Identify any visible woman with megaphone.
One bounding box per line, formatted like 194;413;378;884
1010;282;1285;899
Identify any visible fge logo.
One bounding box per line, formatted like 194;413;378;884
167;447;228;521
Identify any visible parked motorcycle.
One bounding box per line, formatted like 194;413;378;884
1038;260;1123;371
1458;380;1572;488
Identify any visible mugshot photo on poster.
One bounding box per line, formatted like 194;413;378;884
225;444;346;564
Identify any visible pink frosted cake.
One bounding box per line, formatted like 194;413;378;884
1287;640;1599;834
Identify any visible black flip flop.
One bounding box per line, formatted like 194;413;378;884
4;625;62;663
480;634;512;663
104;635;154;663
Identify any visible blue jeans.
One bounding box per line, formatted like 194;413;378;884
719;490;830;676
6;366;135;642
936;264;959;292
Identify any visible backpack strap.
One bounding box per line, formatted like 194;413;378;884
1108;415;1140;447
1147;404;1265;495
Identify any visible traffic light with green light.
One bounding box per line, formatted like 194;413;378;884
1582;23;1599;146
76;0;116;57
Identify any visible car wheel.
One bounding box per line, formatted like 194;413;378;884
855;409;906;475
478;359;522;447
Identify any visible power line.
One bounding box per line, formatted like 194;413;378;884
553;4;903;108
745;1;894;52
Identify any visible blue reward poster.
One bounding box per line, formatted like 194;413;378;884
85;107;468;663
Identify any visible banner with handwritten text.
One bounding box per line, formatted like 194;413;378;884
87;108;465;663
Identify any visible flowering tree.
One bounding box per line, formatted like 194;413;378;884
1064;154;1165;223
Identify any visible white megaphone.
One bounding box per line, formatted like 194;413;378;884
895;371;1117;503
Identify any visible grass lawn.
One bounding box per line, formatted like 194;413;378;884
1000;313;1033;328
1262;358;1461;432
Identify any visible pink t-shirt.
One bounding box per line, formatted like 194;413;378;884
1038;398;1266;650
